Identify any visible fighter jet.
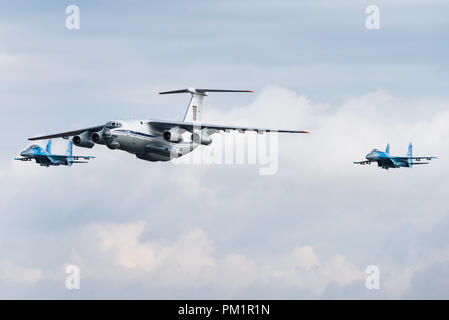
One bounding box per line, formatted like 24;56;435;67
28;89;309;162
15;140;95;167
354;143;436;170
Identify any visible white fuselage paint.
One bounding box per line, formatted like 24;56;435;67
105;120;199;162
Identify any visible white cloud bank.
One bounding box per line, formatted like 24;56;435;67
1;86;449;298
0;259;42;285
74;220;365;295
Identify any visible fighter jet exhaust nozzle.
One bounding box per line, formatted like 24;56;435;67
73;132;95;148
192;132;212;145
163;129;183;143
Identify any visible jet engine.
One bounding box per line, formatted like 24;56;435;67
191;131;212;145
162;128;183;143
73;132;95;148
91;132;106;145
99;127;120;149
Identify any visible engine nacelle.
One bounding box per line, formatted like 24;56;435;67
191;131;212;145
163;128;183;143
91;132;105;145
73;132;95;148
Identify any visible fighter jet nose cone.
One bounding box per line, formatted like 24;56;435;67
20;151;26;157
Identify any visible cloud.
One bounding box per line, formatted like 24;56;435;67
383;267;414;298
0;0;448;299
0;259;42;285
69;220;365;295
1;86;449;298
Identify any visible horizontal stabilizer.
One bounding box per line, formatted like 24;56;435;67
159;88;253;95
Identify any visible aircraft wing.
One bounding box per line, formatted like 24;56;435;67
28;125;105;141
353;160;373;165
50;155;95;160
148;120;309;134
72;156;95;160
391;156;437;161
14;158;31;161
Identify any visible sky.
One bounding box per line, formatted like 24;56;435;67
0;0;448;299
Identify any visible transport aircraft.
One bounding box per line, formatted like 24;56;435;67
28;89;309;162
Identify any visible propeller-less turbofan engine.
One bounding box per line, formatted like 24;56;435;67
162;127;183;143
72;131;95;148
91;132;106;145
191;129;213;145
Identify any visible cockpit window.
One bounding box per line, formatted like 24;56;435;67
106;121;122;128
371;149;378;153
28;145;40;150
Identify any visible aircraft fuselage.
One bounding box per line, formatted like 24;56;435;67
93;120;200;162
365;150;410;169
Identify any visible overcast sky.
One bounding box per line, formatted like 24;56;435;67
1;0;448;299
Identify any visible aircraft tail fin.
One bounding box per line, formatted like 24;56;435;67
385;143;390;154
46;140;52;153
159;88;253;123
66;140;73;157
407;142;413;158
66;140;73;167
407;142;413;167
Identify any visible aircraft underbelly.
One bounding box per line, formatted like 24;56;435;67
135;137;199;162
377;158;410;169
113;131;200;162
35;156;51;165
377;159;394;168
116;135;136;153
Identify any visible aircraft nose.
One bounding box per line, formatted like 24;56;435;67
366;153;375;160
20;150;27;157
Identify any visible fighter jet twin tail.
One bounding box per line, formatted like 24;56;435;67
15;88;437;170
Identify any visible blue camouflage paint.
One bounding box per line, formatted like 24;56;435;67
15;140;93;167
355;142;436;170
